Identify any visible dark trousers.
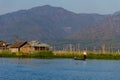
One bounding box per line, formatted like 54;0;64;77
84;55;86;60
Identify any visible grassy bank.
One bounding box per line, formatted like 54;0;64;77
53;51;120;60
0;50;120;60
0;50;54;59
87;53;120;60
53;51;83;58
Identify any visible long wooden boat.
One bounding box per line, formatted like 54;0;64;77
74;57;86;60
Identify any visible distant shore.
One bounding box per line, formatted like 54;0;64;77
54;51;120;60
0;50;120;60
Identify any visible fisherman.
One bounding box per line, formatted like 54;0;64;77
83;51;87;60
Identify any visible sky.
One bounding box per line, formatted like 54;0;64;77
0;0;120;15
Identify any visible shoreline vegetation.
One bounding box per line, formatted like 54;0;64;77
0;50;120;60
54;51;120;60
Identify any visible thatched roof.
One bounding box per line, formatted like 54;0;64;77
0;40;7;47
29;41;50;47
10;41;27;48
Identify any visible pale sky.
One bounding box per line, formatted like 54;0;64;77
0;0;120;15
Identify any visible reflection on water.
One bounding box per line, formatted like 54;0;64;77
0;58;56;66
0;58;31;65
0;58;120;80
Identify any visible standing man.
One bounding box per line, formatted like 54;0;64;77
83;51;87;60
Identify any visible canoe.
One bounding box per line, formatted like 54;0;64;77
74;57;86;60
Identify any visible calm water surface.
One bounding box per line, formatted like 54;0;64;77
0;58;120;80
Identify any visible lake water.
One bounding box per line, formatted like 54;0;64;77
0;58;120;80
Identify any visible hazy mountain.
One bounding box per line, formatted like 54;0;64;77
0;5;119;49
70;12;120;49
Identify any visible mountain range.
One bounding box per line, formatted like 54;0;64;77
0;5;120;50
